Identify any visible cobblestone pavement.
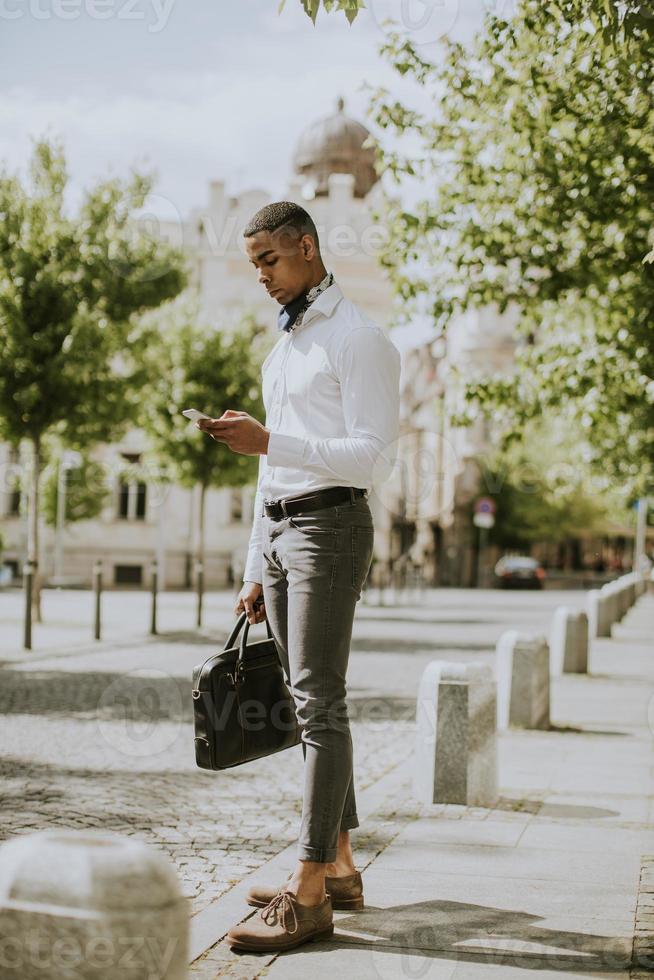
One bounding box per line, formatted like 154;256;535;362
0;586;593;972
0;645;414;916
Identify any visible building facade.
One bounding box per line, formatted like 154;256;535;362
1;96;526;590
0;98;407;589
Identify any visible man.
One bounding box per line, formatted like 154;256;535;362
197;201;401;953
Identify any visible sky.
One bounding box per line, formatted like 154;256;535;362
0;0;492;219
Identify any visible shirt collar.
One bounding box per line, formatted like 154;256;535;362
294;282;344;331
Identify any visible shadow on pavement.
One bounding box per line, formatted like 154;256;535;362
311;897;635;973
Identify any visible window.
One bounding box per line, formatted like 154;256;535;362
118;482;130;519
135;482;147;519
117;453;147;521
114;564;143;586
9;487;21;516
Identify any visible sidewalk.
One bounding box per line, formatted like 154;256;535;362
192;591;654;979
0;587;245;661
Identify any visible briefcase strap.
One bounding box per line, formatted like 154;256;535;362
224;610;272;650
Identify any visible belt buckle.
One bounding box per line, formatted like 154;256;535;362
280;498;289;518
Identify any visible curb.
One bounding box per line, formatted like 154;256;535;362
189;752;415;965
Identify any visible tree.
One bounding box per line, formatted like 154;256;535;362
138;295;270;589
585;0;654;44
370;0;654;499
477;415;631;553
283;0;363;23
0;137;188;620
41;451;110;526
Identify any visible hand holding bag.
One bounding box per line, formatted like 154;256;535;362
192;611;302;770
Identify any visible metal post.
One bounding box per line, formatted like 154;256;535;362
23;560;34;650
54;458;66;583
150;559;158;636
196;560;204;629
476;525;488;588
93;560;102;641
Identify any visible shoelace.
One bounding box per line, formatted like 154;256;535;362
260;888;299;935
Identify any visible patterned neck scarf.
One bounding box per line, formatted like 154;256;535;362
277;271;335;333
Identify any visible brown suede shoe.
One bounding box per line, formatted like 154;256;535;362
227;888;334;953
247;870;364;911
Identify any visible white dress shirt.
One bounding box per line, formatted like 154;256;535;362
243;281;401;585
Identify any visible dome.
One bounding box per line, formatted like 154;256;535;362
293;96;379;199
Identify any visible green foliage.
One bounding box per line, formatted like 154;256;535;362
280;0;364;23
371;0;654;497
477;416;630;549
0;137;189;448
41;453;110;526
138;294;270;491
583;0;654;44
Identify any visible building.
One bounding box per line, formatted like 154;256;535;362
2;96;551;591
0;97;404;590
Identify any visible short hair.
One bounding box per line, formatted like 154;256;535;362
243;201;320;251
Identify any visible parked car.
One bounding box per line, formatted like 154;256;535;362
493;555;546;589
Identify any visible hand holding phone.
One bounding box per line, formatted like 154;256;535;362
182;409;212;422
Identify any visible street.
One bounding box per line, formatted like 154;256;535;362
0;585;587;918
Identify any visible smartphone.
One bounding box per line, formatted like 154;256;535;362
182;409;212;422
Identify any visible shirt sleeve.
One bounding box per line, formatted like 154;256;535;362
242;453;266;585
266;327;402;491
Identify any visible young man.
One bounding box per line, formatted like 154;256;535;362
197;201;401;953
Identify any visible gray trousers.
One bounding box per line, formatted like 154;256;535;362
261;493;375;863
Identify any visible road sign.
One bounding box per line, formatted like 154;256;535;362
473;512;495;529
475;496;496;515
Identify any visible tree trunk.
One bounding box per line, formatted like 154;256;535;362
28;436;42;624
194;483;207;629
197;482;206;570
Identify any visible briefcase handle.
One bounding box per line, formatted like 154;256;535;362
224;609;273;652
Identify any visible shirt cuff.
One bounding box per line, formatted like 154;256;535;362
266;431;307;468
243;559;263;585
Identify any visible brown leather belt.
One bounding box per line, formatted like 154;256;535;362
263;485;367;520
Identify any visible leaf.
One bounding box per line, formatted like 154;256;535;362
300;0;320;23
278;0;286;12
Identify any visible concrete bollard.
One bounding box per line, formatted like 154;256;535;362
549;607;589;675
589;588;612;637
587;590;599;639
625;574;636;610
601;582;620;626
496;631;550;730
616;578;629;619
414;661;498;806
0;829;189;980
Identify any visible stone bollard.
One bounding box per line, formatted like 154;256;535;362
617;579;628;618
496;631;550;730
0;829;189;980
414;661;498;806
625;574;636;610
588;588;612;638
601;582;619;626
549;607;589;675
616;578;630;619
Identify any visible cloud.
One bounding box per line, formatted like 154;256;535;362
0;0;485;217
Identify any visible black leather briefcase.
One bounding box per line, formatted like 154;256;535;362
192;611;302;770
